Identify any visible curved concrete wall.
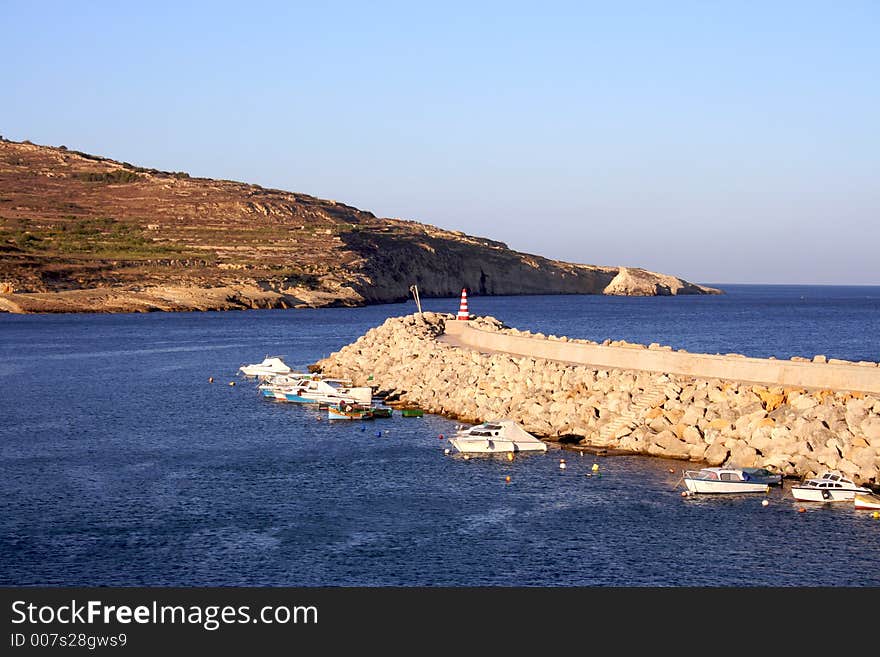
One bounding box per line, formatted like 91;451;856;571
444;321;880;394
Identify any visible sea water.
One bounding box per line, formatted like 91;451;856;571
1;285;878;586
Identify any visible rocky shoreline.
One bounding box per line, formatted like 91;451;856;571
313;313;880;486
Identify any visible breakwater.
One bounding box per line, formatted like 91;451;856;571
312;313;880;485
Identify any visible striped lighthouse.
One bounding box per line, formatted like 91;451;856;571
456;288;471;320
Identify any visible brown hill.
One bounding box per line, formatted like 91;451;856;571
0;137;720;313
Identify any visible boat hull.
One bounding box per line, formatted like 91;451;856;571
260;389;315;403
328;407;373;420
450;438;547;454
791;486;864;502
853;493;880;510
684;479;770;494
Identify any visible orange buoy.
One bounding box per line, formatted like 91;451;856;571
798;508;806;513
505;476;511;483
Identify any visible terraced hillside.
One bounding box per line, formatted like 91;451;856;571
0;138;720;313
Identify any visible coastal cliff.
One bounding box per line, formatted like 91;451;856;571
0;138;720;313
313;313;880;485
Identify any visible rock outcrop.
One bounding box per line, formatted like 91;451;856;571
313;313;880;486
0;137;720;313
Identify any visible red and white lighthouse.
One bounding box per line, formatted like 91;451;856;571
456;288;471;320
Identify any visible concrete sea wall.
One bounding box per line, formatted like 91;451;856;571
313;313;880;485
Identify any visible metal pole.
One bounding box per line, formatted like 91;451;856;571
409;284;422;315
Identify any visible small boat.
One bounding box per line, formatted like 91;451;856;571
740;467;783;486
791;472;871;502
400;408;423;417
853;492;880;510
683;467;773;494
239;356;291;378
259;378;373;405
370;407;392;418
450;420;547;454
327;402;374;420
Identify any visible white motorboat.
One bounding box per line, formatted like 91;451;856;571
791;472;871;502
239;356;292;378
683;467;773;494
260;377;372;405
449;420;547;454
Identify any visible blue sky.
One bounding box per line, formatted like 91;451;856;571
2;1;878;284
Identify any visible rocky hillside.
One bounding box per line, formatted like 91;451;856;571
0;138;721;313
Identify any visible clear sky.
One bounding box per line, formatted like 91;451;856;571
2;1;878;285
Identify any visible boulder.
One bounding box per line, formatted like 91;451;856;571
703;441;730;466
728;443;758;468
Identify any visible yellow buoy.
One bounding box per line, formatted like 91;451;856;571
873;511;879;520
591;463;600;472
228;381;235;386
506;453;514;462
505;476;511;483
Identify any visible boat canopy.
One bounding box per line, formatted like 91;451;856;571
462;419;544;444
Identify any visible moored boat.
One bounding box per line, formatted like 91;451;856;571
740;467;782;486
259;378;373;406
327;402;374;420
400;408;423;417
449;419;547;455
790;472;870;502
240;356;292;378
683;467;772;494
853;492;880;510
370;407;392;418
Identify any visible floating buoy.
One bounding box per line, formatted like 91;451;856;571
444;448;450;455
439;434;444;440
208;377;214;383
463;454;470;460
873;511;880;520
591;463;600;473
681;491;689;497
559;459;566;470
668;468;674;473
228;381;235;386
761;499;769;507
505;476;511;483
798;508;806;513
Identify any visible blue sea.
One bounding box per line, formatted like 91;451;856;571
1;284;879;586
